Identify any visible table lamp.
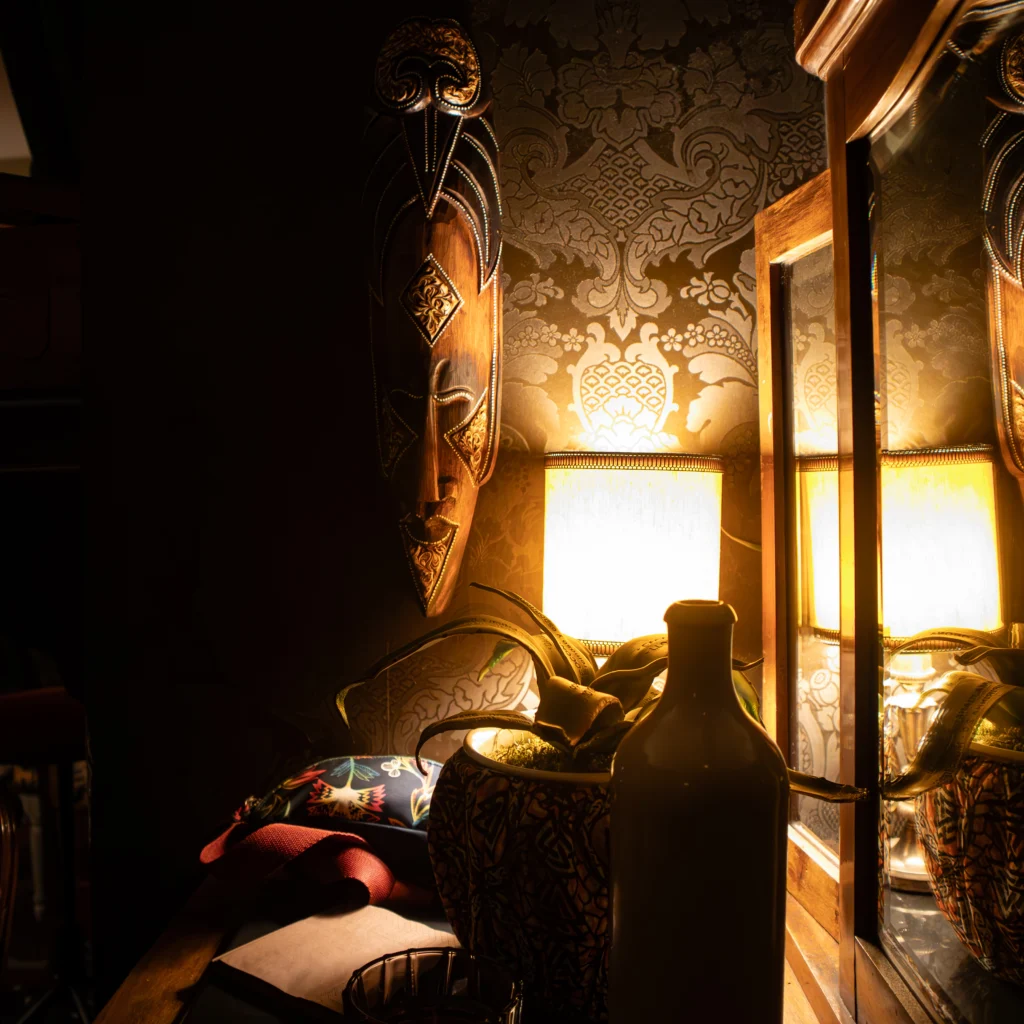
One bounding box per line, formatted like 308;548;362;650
542;452;724;655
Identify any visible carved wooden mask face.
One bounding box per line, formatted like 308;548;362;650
367;18;502;616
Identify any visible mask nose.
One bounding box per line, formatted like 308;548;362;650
416;360;446;513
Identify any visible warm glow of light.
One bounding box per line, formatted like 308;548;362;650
799;467;839;632
801;453;1002;637
880;457;1001;638
542;456;722;645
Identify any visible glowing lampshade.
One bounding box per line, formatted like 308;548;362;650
880;448;1001;638
799;447;1002;641
797;458;841;635
542;452;723;654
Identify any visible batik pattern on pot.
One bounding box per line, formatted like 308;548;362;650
916;757;1024;985
428;749;612;1022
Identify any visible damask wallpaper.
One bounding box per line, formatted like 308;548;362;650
351;0;826;752
874;73;995;452
476;0;824;459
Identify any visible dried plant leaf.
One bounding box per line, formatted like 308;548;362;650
624;688;660;721
592;658;668;713
414;710;538;772
734;656;764;672
888;627;1003;657
721;525;762;553
788;771;867;802
470;582;597;685
534;676;623;748
956;646;1024;686
593;634;669;712
732;669;762;725
883;672;1015;799
599;634;668;675
478;639;521;681
574;720;634;757
336;615;557;728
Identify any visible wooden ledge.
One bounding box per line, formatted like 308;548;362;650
785;893;852;1024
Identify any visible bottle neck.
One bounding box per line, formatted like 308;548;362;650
659;621;738;712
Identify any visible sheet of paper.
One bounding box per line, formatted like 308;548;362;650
214;905;460;1014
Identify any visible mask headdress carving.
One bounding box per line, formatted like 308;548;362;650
984;30;1024;501
366;18;502;615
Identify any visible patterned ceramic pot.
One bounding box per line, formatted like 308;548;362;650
916;754;1024;985
427;728;612;1023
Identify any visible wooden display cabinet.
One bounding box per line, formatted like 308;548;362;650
757;2;1024;1021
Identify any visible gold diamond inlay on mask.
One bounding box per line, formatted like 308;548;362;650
446;393;490;484
402;254;463;346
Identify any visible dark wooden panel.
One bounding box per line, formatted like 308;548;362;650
825;66;881;1018
854;940;931;1024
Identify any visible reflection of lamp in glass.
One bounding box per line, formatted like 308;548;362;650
879;447;1002;640
800;445;1002;892
797;446;1002;644
543;452;723;655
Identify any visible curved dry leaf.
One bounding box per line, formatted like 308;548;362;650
574;720;634;757
733;670;762;725
534;676;623;748
414;710;538;773
883;672;1014;799
336;615;557;727
470;582;597;685
788;771;867;803
593;658;668;713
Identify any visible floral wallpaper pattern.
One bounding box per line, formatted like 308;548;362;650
473;0;825;460
873;70;995;451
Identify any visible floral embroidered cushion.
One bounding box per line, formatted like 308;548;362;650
235;755;443;831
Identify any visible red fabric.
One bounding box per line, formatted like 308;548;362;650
200;822;396;905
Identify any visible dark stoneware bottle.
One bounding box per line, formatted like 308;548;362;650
608;600;789;1022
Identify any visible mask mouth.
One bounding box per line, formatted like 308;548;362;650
401;510;458;544
407;492;458;523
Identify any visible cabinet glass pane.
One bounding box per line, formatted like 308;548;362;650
783;243;840;853
871;11;1024;1022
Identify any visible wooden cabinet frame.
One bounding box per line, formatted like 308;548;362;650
755;168;841;938
781;2;1024;1021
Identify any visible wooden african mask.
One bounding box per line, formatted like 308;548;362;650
365;18;502;616
985;32;1024;505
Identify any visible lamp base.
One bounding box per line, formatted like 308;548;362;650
889;799;932;894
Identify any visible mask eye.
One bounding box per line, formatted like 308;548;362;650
389;388;425;426
378;392;418;478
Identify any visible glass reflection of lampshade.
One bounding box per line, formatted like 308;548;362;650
797;457;840;637
542;452;723;656
798;446;1002;644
